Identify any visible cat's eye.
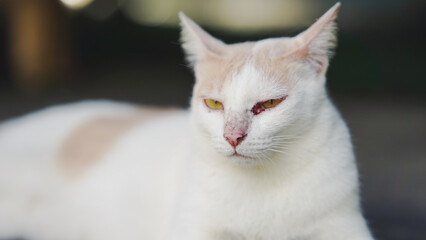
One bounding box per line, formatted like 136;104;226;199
263;99;282;108
252;96;286;115
204;99;224;110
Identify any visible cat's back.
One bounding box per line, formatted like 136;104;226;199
0;100;188;177
0;100;190;239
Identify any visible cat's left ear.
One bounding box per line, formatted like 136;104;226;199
293;2;341;75
179;13;227;67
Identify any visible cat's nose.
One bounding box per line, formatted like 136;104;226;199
224;132;247;148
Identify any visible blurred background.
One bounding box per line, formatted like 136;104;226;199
0;0;425;239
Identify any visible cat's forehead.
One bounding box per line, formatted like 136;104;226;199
194;37;297;96
194;42;254;88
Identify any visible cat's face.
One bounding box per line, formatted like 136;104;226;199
180;3;340;166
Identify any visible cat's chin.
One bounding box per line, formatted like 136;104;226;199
226;153;263;167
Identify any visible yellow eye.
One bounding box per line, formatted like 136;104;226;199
204;99;223;110
263;98;284;108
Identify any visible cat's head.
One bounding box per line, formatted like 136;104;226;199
180;3;340;167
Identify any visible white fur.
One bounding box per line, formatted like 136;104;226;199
0;3;373;240
0;101;191;240
0;95;373;240
179;12;227;66
177;63;373;239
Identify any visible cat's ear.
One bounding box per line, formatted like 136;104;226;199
179;12;227;66
292;2;340;75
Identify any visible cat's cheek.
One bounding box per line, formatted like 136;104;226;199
209;136;234;156
206;109;221;114
196;110;226;147
251;112;290;139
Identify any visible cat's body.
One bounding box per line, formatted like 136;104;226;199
0;101;190;240
0;3;374;240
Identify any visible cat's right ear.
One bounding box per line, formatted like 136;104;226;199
179;13;227;66
290;3;340;76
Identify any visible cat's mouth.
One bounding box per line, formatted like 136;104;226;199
231;152;252;159
227;151;261;167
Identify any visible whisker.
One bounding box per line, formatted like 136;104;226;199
269;149;290;156
269;144;291;148
257;152;275;168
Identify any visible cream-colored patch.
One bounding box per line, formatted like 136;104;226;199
194;40;299;98
194;42;254;95
58;108;174;178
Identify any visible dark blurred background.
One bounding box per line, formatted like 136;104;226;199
0;0;425;239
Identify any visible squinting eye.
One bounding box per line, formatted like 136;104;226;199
204;99;224;110
263;99;283;108
252;96;286;115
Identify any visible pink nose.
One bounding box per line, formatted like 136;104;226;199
224;132;247;148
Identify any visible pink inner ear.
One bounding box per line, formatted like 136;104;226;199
179;12;227;65
287;3;339;74
286;44;328;74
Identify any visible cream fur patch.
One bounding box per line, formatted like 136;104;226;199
58;108;174;178
194;39;301;100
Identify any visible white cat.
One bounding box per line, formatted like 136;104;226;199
0;3;374;240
